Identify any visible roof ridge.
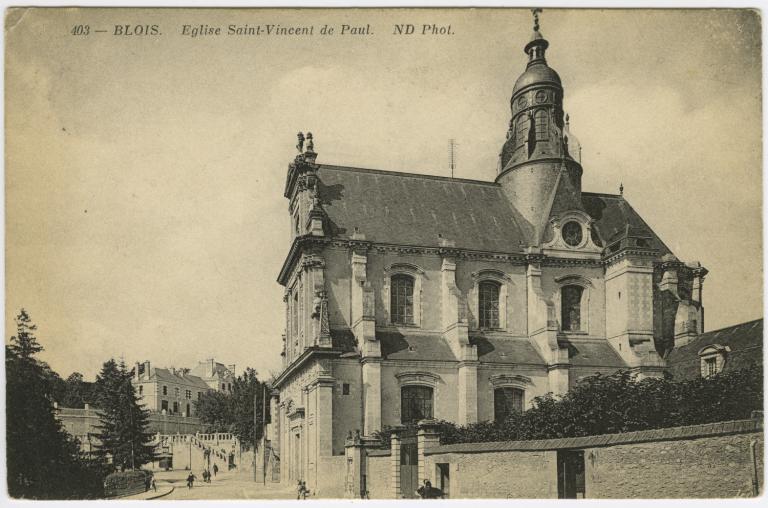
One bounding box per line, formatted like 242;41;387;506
701;318;763;336
318;164;499;186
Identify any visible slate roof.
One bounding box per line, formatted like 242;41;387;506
563;339;626;367
378;331;457;362
582;192;672;255
146;368;210;390
315;165;672;257
470;336;545;365
665;319;763;381
425;418;762;455
317;165;528;252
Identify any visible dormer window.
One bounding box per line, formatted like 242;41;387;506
698;344;730;378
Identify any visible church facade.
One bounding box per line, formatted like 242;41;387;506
267;17;707;495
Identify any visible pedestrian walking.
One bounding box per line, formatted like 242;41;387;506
301;481;310;499
151;479;157;492
213;463;218;477
186;472;196;489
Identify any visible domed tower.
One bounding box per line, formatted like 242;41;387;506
497;10;584;245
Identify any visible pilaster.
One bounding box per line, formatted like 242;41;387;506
457;361;478;425
417;420;441;486
362;358;382;435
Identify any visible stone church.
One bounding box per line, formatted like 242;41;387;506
267;15;707;495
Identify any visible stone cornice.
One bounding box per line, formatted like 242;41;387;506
277;235;331;286
272;346;344;389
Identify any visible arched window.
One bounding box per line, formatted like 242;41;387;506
401;385;433;424
516;114;529;147
561;285;584;332
494;387;524;422
391;274;415;325
479;281;501;329
535;110;549;141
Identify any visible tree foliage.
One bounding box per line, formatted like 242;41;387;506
93;359;155;472
374;366;763;447
5;309;104;499
194;367;268;449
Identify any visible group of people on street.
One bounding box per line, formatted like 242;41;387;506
187;463;220;489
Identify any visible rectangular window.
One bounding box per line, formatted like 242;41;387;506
161;400;169;412
163;385;168;396
561;285;584;332
173;401;179;414
342;383;350;395
401;385;433;424
291;291;299;338
198;392;202;400
174;387;180;398
705;357;717;377
494;387;525;422
391;275;415;325
138;385;143;395
185;390;192;399
479;281;501;329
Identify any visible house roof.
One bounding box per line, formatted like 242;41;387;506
189;361;233;379
144;368;210;390
314;165;672;257
665;319;763;380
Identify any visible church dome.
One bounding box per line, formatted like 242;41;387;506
513;64;561;94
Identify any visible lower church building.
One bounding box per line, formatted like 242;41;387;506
265;16;714;495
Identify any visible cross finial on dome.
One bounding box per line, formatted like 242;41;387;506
532;8;542;32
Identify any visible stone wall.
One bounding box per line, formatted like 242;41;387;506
365;452;392;499
421;419;763;499
56;406;205;442
586;431;763;498
425;450;557;498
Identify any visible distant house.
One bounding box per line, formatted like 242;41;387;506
132;361;210;417
189;358;236;393
665;319;763;380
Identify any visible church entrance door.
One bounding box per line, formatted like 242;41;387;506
399;428;418;498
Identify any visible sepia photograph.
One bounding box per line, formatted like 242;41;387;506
3;5;764;502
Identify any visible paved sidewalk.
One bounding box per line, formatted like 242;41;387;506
122;481;175;500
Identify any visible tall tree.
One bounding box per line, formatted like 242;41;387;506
93;360;155;471
5;309;103;498
193;367;268;449
229;367;268;449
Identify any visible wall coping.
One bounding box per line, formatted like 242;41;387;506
366;449;391;457
425;419;763;455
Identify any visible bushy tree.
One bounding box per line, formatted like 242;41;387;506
93;360;155;472
5;309;103;498
195;390;233;433
193;367;268;449
374;366;763;447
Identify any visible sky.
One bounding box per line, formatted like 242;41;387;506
5;8;762;380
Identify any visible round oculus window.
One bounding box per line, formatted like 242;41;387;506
535;90;547;103
517;96;527;109
562;221;583;247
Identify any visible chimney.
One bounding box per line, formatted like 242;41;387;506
143;361;151;379
135;362;141;381
228;364;236;376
